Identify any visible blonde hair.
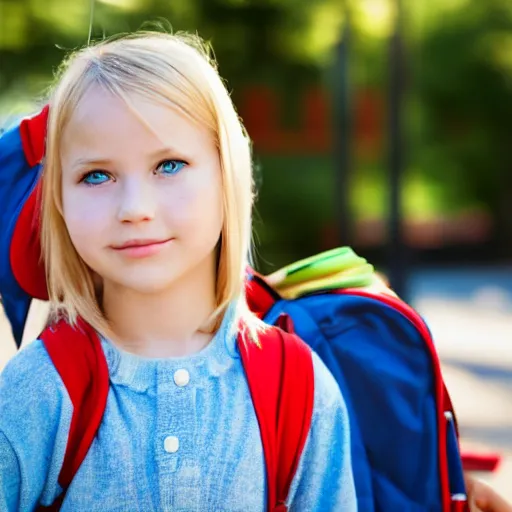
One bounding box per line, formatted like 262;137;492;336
41;31;260;338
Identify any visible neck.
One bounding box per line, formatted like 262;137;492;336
102;255;218;358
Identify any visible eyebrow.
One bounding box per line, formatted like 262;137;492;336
71;146;183;170
72;157;113;169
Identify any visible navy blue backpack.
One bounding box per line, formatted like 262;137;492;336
246;251;486;512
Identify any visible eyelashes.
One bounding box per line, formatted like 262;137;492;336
156;159;187;175
82;171;110;186
79;159;188;187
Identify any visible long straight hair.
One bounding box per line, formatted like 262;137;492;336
40;32;261;338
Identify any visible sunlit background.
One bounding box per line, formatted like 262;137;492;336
1;0;511;499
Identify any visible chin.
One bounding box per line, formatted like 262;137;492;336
98;251;216;294
115;276;179;295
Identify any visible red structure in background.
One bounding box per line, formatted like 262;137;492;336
237;85;493;250
238;85;383;156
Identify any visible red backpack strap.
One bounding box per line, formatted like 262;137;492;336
238;325;314;512
245;267;281;319
37;318;110;511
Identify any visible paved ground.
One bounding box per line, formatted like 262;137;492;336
410;267;512;499
1;266;511;499
412;297;512;499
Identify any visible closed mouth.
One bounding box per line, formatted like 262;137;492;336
112;238;173;250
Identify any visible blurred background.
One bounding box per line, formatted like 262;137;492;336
1;0;511;499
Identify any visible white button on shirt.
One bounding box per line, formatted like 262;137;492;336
164;436;180;453
173;369;190;387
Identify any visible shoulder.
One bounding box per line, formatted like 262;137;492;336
0;337;63;395
311;350;346;414
255;326;344;408
0;338;72;441
268;328;344;412
0;339;73;508
256;327;348;426
286;349;357;509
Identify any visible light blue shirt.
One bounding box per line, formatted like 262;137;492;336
0;307;357;511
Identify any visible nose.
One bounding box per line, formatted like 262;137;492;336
116;178;156;223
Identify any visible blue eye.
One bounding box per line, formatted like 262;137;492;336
83;171;110;185
157;159;187;176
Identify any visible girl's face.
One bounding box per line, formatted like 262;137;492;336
60;86;224;294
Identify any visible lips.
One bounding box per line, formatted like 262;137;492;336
112;238;171;250
111;238;174;258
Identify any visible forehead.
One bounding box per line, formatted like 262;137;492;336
60;85;215;160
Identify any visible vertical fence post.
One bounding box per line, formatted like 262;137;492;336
334;7;352;247
387;0;409;299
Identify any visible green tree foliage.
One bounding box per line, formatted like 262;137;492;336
411;0;512;250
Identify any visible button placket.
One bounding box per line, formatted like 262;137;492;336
155;365;197;474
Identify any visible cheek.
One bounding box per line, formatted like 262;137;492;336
164;171;224;234
61;187;111;248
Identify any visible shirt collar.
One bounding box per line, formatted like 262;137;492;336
100;301;239;392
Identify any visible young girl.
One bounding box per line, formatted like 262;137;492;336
0;32;357;510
